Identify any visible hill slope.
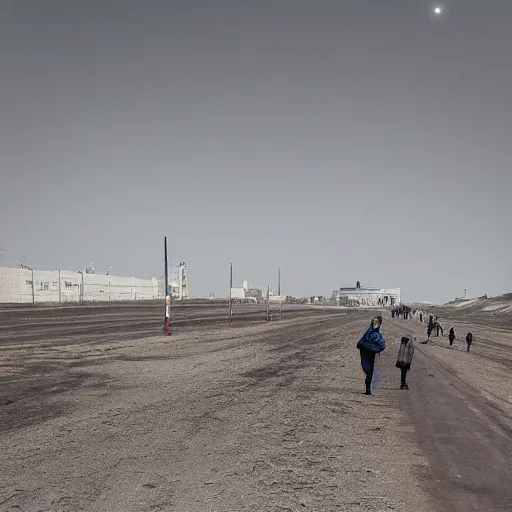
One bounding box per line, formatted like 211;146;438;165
422;294;512;328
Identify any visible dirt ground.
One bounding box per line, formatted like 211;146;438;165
1;305;511;511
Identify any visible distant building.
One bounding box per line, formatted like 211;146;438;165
332;286;401;307
167;262;189;300
245;288;263;302
230;287;246;300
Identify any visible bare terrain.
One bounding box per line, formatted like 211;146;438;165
1;303;511;511
421;293;512;329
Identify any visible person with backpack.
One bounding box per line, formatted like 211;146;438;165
449;327;455;346
396;336;415;389
357;316;386;395
466;332;473;352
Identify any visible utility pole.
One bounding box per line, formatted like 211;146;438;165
164;237;171;335
29;267;35;303
278;268;281;297
229;263;233;327
267;286;270;322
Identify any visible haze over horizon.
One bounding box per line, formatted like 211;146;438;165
1;1;511;304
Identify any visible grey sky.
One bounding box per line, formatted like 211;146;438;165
1;0;511;303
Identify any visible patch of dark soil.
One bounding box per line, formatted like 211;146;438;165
243;364;283;382
114;353;183;362
0;362;110;433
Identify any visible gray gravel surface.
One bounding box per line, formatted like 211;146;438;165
1;305;510;511
0;302;325;345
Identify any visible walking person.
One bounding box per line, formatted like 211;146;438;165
426;315;434;342
426;323;433;342
449;327;455;346
396;336;415;389
357;316;386;395
466;332;473;352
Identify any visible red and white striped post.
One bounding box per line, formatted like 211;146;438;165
229;263;233;328
266;286;270;322
164;237;171;335
165;295;171;335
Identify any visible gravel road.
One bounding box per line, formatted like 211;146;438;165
1;305;510;511
387;316;512;512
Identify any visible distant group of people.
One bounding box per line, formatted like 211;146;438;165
356;316;414;395
391;306;412;319
423;314;473;352
392;308;474;352
425;314;444;341
448;326;473;352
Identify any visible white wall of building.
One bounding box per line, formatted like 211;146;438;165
230;288;246;300
0;266;161;304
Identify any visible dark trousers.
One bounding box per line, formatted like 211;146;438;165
400;367;408;387
364;368;374;394
449;336;454;346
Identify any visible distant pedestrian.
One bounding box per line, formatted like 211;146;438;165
419;312;423;323
449;327;455;346
466;332;473;352
357;316;386;395
426;324;432;342
396;336;415;390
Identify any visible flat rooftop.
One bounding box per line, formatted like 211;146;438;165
338;287;381;292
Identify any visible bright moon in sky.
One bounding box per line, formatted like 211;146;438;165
434;6;443;15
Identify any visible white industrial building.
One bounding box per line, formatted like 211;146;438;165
230;287;246;300
332;286;401;307
0;262;190;304
164;262;190;300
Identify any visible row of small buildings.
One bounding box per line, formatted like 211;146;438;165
230;280;283;303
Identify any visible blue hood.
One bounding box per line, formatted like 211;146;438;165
357;319;386;353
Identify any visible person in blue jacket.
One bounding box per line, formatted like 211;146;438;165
357;316;386;395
